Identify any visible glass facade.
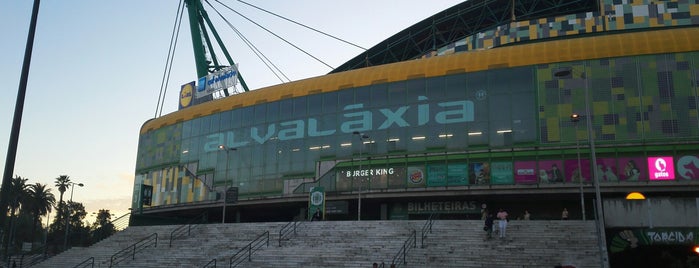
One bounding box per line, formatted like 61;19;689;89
133;52;699;209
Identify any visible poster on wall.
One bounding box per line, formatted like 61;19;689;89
490;161;513;184
514;161;537;184
597;157;620;182
564;158;590;183
426;164;447;186
647;156;675;180
468;162;489;185
676;155;699;180
537;160;564;183
447;163;469;186
407;166;426;187
617;157;645;181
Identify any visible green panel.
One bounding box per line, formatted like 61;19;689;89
468;152;490;159
426;155;447;162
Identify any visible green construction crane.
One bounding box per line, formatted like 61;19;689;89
184;0;249;94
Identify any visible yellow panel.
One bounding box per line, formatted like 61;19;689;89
633;16;646;24
142;27;699;134
616;17;626;30
627;97;641;106
692;5;699;16
660;103;671;112
547;118;561;141
602;125;615;134
619;117;627;125
642;96;654;104
559;104;573;117
612;88;625;94
594;101;609;114
690;110;698;117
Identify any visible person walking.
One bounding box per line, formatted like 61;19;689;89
483;212;495;240
496;208;509;238
561;208;569;220
523;209;531;220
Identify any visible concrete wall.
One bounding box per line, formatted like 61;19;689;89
604;198;699;227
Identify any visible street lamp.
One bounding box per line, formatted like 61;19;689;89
64;182;84;250
218;145;236;223
555;67;609;268
570;113;586;221
352;131;369;221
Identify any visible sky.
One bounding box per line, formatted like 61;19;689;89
0;0;464;224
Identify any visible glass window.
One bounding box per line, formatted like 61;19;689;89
338;89;354;110
307;94;322;115
388;83;406;106
445;73;467;99
370;84;388;107
219;111;232;132
293;97;307;118
279;99;293;120
182;121;192;139
322;92;338;113
406;78;425;103
355;86;371;105
425;77;446;101
229;109;242;129
254;104;266;123
266;102;279;123
239;107;254;127
190;118;202;137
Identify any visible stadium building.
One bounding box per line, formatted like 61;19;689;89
132;0;699;257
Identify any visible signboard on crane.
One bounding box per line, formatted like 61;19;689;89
196;65;238;98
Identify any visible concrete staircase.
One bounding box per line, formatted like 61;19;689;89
30;220;600;267
408;220;600;268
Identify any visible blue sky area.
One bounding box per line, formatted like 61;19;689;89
0;0;463;223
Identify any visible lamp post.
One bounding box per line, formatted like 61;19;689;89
218;145;236;223
352;131;369;221
570;113;586;221
64;182;84;250
555;67;608;268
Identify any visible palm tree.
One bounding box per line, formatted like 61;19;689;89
8;176;29;250
26;183;55;244
54;175;71;223
9;176;29;219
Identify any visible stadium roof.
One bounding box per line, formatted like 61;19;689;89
331;0;596;73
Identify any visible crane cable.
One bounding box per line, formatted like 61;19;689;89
205;0;290;83
155;0;186;118
213;0;335;70
236;0;367;51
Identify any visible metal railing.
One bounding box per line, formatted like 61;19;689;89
229;231;269;267
420;213;436;248
73;256;94;268
278;217;302;247
202;258;216;268
109;233;158;267
390;230;416;268
170;212;207;247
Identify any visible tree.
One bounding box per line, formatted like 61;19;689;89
53;175;71;223
65;201;88;247
90;209;116;243
7;176;29;251
26;183;55;244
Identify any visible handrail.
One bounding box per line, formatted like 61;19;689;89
278;217;302;247
420;213;436;248
73;256;94;268
109;233;158;267
203;258;216;268
390;230;417;268
229;231;270;267
170;212;207;247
